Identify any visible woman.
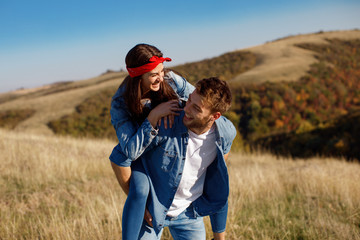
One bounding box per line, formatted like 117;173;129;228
109;43;194;240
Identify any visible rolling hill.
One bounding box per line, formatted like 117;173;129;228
0;29;360;160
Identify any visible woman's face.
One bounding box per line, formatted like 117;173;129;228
141;63;164;93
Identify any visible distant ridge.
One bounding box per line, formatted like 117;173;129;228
0;29;359;136
229;29;360;86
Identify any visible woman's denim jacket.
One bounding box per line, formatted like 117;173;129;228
110;71;194;164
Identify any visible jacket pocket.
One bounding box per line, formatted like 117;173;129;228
158;146;178;172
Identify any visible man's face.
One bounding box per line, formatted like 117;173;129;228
183;91;214;132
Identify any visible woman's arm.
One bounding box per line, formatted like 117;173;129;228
111;98;180;160
166;71;195;102
110;72;193;161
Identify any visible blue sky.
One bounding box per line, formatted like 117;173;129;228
1;0;359;93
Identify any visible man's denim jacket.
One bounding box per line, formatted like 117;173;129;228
110;71;194;160
110;110;237;234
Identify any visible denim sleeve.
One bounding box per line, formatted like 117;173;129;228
110;97;158;161
167;71;195;101
109;144;132;167
220;116;237;154
209;201;228;233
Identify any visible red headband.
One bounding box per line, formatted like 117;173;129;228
126;56;172;78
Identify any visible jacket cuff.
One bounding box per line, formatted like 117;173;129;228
109;144;132;167
209;201;228;233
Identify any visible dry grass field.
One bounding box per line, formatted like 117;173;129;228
1;129;359;240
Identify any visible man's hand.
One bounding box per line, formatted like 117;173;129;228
144;208;153;227
213;231;225;240
223;152;230;162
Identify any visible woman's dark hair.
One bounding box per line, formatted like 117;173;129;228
120;44;178;123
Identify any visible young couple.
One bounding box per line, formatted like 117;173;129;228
109;44;236;240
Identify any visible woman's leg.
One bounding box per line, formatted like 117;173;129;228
122;160;150;240
111;162;131;194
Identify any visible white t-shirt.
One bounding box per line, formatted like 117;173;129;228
167;125;217;217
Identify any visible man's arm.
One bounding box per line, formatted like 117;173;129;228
211;152;230;240
111;162;131;195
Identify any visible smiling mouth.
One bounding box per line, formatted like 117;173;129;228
184;113;193;121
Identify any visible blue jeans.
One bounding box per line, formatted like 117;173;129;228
138;205;206;240
122;160;150;240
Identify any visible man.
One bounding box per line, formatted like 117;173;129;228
111;77;236;240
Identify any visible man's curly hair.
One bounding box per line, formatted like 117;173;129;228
195;77;232;114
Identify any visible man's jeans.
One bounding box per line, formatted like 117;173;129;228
138;205;206;240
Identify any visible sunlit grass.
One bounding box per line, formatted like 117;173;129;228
1;129;359;239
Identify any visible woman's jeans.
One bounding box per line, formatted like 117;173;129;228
122;160;149;240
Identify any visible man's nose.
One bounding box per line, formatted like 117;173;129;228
183;102;189;112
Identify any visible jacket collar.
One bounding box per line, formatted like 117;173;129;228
178;111;223;146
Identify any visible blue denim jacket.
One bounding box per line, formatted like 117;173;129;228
110;71;195;163
110;111;237;234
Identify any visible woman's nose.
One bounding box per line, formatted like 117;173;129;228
159;72;164;82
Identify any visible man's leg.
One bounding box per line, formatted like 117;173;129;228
167;206;206;240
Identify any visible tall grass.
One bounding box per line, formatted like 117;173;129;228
0;130;124;239
1;129;359;239
226;153;360;239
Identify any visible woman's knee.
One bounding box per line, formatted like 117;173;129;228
129;172;149;200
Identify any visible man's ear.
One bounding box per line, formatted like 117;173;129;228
212;112;221;121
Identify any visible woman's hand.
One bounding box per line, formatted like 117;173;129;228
159;115;175;129
144;208;153;227
147;100;181;128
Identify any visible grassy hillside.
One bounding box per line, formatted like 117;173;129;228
172;50;257;83
0;109;36;129
0;72;125;135
0;30;360;160
230;30;360;85
46;50;256;140
1;129;359;239
48;88;117;139
254;110;360;160
232;38;360;159
46;37;360;160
